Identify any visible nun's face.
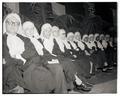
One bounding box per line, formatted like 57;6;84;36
75;34;81;41
89;36;94;42
96;36;100;41
5;17;20;35
42;28;51;39
84;37;89;42
100;35;105;40
52;28;59;37
105;35;110;41
24;26;34;37
59;30;66;40
67;35;74;41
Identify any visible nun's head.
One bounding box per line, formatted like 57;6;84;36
74;32;81;41
67;32;74;41
59;29;66;40
82;34;89;42
94;33;100;41
89;34;94;42
41;23;52;39
52;26;59;37
23;21;35;37
100;34;105;41
105;34;110;41
3;13;21;35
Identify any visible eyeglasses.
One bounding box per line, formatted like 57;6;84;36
6;20;20;26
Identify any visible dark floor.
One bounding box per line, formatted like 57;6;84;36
69;66;117;94
88;67;117;84
89;79;117;93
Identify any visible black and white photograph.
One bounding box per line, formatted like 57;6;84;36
2;1;118;94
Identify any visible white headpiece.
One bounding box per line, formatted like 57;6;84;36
22;21;43;55
94;33;99;41
67;32;77;50
74;32;85;50
40;23;54;54
40;23;52;39
22;21;40;39
3;13;23;35
3;13;25;62
82;34;88;42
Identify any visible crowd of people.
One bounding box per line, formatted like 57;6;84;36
3;13;117;94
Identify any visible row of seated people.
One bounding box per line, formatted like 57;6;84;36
3;13;116;94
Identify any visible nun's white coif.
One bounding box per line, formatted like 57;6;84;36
67;32;78;50
94;33;104;50
58;29;71;50
3;13;23;35
40;23;54;54
22;21;43;56
40;23;52;39
74;32;85;50
89;34;96;49
82;34;92;49
3;13;25;63
52;27;65;53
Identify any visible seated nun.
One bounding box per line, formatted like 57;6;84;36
67;32;92;77
81;34;98;75
39;25;92;92
94;33;109;72
3;13;27;93
51;27;93;91
104;34;114;70
73;32;95;77
22;21;67;94
113;36;117;66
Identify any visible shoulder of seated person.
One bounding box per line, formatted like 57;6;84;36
3;34;8;39
17;34;30;41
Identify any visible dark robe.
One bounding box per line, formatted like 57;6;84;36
38;38;67;93
94;41;107;68
105;41;114;67
67;41;91;74
113;41;117;65
74;41;86;56
38;38;86;90
52;39;91;79
3;34;26;93
3;34;55;93
82;42;99;74
19;35;57;93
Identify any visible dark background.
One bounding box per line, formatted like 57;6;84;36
3;2;117;36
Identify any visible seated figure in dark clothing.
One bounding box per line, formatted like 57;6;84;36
50;26;93;91
3;13;27;93
22;21;67;93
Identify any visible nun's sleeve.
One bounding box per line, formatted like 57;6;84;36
83;42;91;54
3;35;26;90
52;39;64;56
63;47;75;58
21;38;38;59
42;48;57;61
3;34;23;66
3;34;11;62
